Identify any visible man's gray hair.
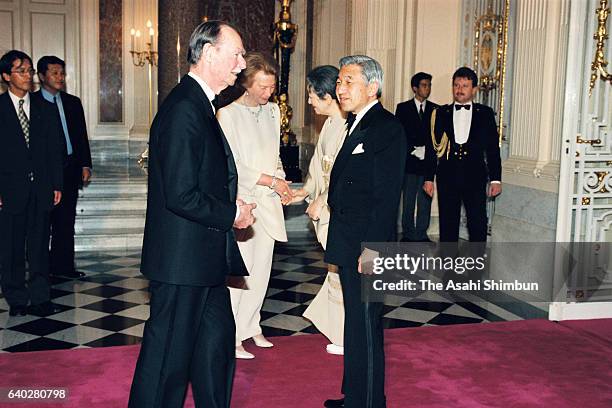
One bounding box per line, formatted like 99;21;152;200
339;55;384;98
187;20;240;65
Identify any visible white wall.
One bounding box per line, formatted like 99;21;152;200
412;0;461;105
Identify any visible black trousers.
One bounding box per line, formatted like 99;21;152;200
129;281;235;408
339;266;386;408
50;157;80;274
401;173;432;240
437;173;487;242
0;188;51;307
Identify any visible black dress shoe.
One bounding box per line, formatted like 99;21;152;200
324;398;344;407
51;270;86;279
28;301;61;316
9;305;27;316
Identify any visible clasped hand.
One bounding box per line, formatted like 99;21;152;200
234;198;257;229
273;179;294;205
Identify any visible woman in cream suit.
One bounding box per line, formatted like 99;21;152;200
293;65;346;355
218;52;293;360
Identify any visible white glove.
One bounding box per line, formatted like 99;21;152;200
411;145;425;160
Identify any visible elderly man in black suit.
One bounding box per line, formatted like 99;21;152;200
35;55;92;279
424;67;502;242
128;21;255;408
324;55;407;408
0;50;63;317
395;72;438;242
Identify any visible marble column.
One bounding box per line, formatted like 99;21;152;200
158;0;276;105
158;0;206;104
99;0;123;123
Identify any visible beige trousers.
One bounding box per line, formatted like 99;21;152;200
229;219;275;346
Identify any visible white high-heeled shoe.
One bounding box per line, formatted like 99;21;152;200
235;345;255;359
326;343;344;355
252;334;273;348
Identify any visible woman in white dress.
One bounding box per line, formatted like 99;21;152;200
217;52;293;360
293;65;347;355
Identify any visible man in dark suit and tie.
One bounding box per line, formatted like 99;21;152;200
0;50;64;316
324;55;407;408
424;67;502;242
395;72;438;242
128;21;255;408
36;55;92;279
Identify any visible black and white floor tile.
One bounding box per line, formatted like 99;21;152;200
0;232;547;353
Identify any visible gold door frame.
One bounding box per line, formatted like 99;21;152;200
473;0;510;146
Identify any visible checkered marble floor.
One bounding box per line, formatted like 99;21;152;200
0;232;547;352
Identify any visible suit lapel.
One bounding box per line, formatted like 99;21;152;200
448;105;457;144
212;118;239;200
1;93;26;144
182;75;238;200
329;103;382;191
408;98;420;124
467;103;481;145
29;93;42;147
330;128;365;188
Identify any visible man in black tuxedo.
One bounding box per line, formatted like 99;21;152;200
0;50;63;316
395;72;438;242
424;67;501;242
36;56;92;279
324;55;407;408
128;21;255;408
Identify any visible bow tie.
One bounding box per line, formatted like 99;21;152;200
455;104;471;111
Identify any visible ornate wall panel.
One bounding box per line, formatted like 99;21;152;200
31;12;65;60
0;0;78;97
0;11;15;53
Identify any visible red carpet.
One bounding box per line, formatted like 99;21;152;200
1;319;611;407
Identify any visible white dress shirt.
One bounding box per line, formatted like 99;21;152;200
349;99;379;135
453;101;472;145
8;90;30;119
414;98;426;115
453;101;500;184
188;71;216;113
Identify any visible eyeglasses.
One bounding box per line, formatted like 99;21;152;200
11;68;35;76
